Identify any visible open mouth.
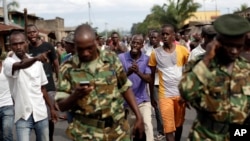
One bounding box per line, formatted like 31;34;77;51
16;51;23;55
29;37;36;42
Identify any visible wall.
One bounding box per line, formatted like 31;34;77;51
184;11;220;24
236;8;250;19
36;17;65;42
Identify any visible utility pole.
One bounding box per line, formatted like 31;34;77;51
88;1;92;26
24;8;28;37
203;0;207;21
105;22;108;40
215;0;218;16
3;0;8;25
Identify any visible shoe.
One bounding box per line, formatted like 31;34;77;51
154;133;165;141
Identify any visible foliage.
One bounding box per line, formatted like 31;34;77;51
8;0;19;11
131;0;201;35
0;0;20;11
234;3;248;13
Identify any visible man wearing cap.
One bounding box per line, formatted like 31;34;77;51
188;25;217;61
179;14;250;140
61;32;75;64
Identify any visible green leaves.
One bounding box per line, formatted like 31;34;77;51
131;0;201;34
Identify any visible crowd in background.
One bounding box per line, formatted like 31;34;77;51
1;13;250;141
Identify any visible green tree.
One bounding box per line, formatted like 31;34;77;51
234;3;248;13
151;0;201;29
8;0;19;11
131;0;201;34
1;0;20;11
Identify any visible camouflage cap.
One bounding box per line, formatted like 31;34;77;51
213;14;250;36
64;32;74;44
202;25;216;35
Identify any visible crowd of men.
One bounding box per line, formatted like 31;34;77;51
0;13;250;141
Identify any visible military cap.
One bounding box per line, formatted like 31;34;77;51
202;25;216;35
63;32;74;44
213;14;250;36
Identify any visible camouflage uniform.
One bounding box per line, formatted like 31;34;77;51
56;49;132;141
179;56;250;141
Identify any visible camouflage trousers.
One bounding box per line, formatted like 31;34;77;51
187;119;230;141
66;116;130;141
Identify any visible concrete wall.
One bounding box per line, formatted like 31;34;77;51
184;11;221;24
36;17;66;42
236;8;250;19
0;7;3;17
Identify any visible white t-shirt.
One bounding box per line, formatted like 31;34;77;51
188;44;206;61
4;54;48;122
0;65;13;107
142;43;159;85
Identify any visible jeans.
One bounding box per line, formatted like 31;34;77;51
16;115;49;141
0;105;14;141
47;91;56;141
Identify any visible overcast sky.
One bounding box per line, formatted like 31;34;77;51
12;0;250;32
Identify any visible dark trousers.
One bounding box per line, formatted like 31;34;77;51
154;86;164;134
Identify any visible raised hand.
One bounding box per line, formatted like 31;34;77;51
36;50;51;63
203;40;221;67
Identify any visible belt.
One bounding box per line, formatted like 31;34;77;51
75;114;114;129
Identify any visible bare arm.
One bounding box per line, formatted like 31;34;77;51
131;63;151;83
149;66;157;108
122;88;144;138
41;86;58;122
122;88;142;120
136;71;151;83
12;57;38;74
12;51;50;75
53;58;60;80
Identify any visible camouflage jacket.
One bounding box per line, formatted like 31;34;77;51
57;50;132;140
179;56;250;141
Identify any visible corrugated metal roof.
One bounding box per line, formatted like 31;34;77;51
0;23;23;33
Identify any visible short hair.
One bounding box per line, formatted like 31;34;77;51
132;34;144;41
27;24;38;30
9;30;26;44
74;24;96;39
111;31;119;37
162;24;176;33
56;42;61;45
150;30;160;36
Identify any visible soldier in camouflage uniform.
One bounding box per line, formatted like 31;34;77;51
55;24;144;141
179;14;250;141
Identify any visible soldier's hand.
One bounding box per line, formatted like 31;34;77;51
203;40;221;67
36;50;51;62
132;117;145;139
179;97;191;109
72;84;94;99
